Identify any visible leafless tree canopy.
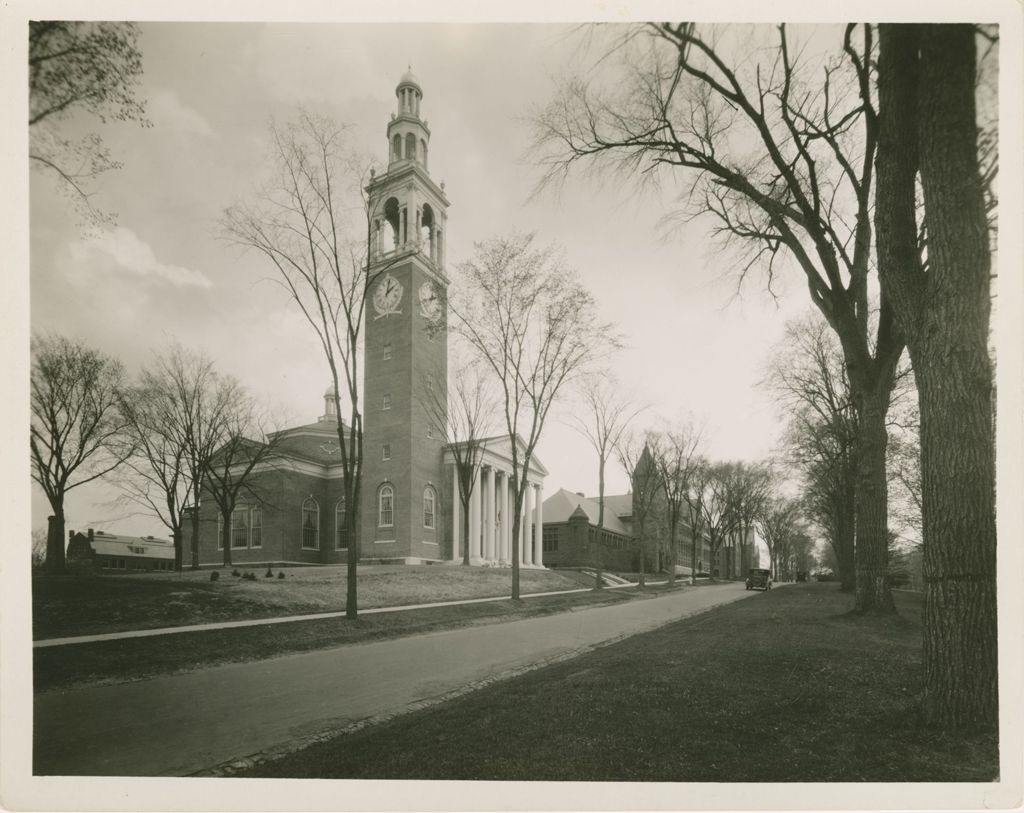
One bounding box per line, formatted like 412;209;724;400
117;346;239;570
223;111;375;614
29;21;149;225
30;333;130;572
570;372;645;586
450;232;622;598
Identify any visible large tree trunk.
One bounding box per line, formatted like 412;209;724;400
46;511;66;574
852;384;896;613
917;24;998;730
345;479;359;620
876;24;998;728
837;492;856;592
172;527;183;572
461;494;471;566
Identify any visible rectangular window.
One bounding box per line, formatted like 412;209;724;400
426;425;433;439
382;394;392;410
250;505;262;549
543;526;559;553
382;444;391;461
231;506;249;549
383;343;392;361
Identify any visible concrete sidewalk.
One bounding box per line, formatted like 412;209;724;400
34;582;752;777
33;579;662;648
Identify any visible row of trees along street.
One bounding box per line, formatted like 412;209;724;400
533;23;998;729
30;337;281;575
29;20;998;731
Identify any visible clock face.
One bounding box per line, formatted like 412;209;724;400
373;274;403;316
418;281;441;320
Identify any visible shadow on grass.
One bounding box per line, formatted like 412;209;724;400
239;583;997;783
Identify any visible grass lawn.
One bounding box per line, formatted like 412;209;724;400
240;583;998;782
34;582;684;692
32;564;588;638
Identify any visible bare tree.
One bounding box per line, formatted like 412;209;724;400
224;112;389;618
203;396;281;568
450;233;621;599
701;462;742;580
419;354;496;566
29;21;149;225
649;421;704;587
30;334;130;573
875;24;998;728
728;461;775;580
758;496;805;581
116;346;235;572
570;373;645;588
617;432;663;588
765;315;859;591
534;23;903;613
682;456;713;583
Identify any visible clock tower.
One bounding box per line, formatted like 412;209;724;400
360;69;450;562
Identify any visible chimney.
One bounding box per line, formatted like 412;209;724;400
576;492;585;497
88;528;94;541
68;530;74;542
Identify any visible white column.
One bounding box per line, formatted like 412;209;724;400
499;472;509;563
484;467;495;562
451;464;460;562
470;465;481;561
523;482;533;566
534;482;544;567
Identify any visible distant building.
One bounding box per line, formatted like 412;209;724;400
66;528;176;573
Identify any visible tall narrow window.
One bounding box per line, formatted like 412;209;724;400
383;342;392;361
302;498;320;550
382;444;391;461
335;497;347;550
379;485;394;528
250;505;262;549
382;394;392;410
423;487;436;529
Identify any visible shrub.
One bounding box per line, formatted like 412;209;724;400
265;567;274;578
277;571;285;579
242;571;256;581
232;568;240;577
210;570;220;582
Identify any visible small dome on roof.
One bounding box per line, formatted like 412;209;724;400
397;66;422;94
324;383;338;398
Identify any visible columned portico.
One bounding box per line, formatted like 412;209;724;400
444;436;548;568
533;482;544;567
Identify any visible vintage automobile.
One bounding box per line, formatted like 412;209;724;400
745;568;773;591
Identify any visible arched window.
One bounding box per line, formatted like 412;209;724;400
420;138;428;169
302;498;319;550
382;197;400;252
405;133;416;162
335;497;347;550
392;134;402;161
420;203;435;259
423;486;436;529
378;484;394;528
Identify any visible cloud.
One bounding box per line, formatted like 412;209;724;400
148;89;215;138
68;227;213;288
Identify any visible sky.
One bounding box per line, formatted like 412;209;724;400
22;22;901;539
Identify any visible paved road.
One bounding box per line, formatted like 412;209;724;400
35;582;753;776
